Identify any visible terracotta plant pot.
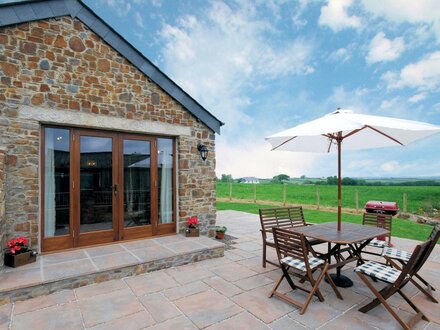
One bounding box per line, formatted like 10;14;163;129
4;251;37;268
186;227;200;237
215;232;225;240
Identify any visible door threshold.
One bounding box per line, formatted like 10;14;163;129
40;232;178;255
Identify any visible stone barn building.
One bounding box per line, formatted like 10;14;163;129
0;0;223;261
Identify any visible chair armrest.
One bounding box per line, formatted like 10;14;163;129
305;239;319;257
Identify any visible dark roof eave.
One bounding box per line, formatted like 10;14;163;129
0;0;224;134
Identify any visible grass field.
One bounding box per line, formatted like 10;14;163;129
217;201;435;242
217;182;440;214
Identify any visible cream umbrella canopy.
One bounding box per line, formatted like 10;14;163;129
266;109;440;230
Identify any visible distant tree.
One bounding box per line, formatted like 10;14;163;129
300;175;306;179
272;174;290;183
326;176;338;185
341;177;356;185
220;174;234;183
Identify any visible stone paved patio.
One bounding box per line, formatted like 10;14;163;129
1;210;439;329
0;235;224;304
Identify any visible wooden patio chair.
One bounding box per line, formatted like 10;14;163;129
269;227;342;315
381;224;440;303
259;207;321;268
361;212;393;257
355;240;432;330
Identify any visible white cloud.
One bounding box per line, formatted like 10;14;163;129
380;160;404;172
292;0;311;28
362;0;440;42
216;139;322;178
381;161;397;172
151;0;161;7
408;92;428;104
329;47;352;63
366;32;405;64
318;0;362;32
101;0;131;16
362;0;440;24
134;12;145;29
382;51;440;90
159;1;314;128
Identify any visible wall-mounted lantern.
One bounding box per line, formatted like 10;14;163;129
197;143;208;161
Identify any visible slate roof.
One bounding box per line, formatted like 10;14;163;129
0;0;224;134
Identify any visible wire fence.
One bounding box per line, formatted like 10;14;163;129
216;182;440;215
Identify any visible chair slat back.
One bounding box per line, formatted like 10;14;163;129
395;240;432;285
421;224;440;266
272;227;307;263
259;207;306;235
363;213;392;242
427;224;440;242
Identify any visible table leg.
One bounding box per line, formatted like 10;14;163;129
325;244;354;288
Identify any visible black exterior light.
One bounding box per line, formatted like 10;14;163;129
197;143;208;161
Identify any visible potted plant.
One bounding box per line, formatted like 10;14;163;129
4;237;37;268
185;216;200;237
214;226;227;240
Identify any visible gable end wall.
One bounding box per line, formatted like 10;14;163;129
0;17;216;251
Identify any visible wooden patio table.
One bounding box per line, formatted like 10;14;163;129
291;222;390;288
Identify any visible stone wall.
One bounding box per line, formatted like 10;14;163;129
0;147;6;266
0;16;217;250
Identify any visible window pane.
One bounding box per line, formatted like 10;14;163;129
158;138;174;224
123;139;151;227
44;128;70;237
79;136;113;232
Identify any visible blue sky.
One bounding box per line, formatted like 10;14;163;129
85;0;440;178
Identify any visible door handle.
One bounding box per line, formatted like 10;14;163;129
113;184;118;195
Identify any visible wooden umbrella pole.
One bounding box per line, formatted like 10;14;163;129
337;132;342;231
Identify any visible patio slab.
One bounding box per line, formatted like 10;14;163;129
78;288;144;328
0;210;439;330
174;290;243;328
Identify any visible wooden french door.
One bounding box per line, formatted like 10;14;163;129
41;127;175;252
117;133;157;241
74;129;119;247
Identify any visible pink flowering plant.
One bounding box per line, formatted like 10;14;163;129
6;237;30;255
187;216;199;229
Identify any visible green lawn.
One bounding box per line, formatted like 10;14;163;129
217;182;440;214
217;201;434;242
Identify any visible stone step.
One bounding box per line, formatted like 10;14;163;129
0;235;224;305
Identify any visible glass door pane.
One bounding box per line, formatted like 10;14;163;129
158;138;174;224
123;139;151;228
79;136;113;232
43;127;70;237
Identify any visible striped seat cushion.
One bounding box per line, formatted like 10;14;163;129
382;247;412;262
367;238;389;248
355;261;403;284
281;256;324;272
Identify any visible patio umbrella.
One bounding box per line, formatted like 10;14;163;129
265;109;440;230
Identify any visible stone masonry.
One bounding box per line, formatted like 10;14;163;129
0;147;6;266
0;17;217;254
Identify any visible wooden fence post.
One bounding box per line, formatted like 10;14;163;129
316;188;320;210
403;193;407;213
355;190;359;213
283;183;286;206
229;182;232;201
253;184;256;203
